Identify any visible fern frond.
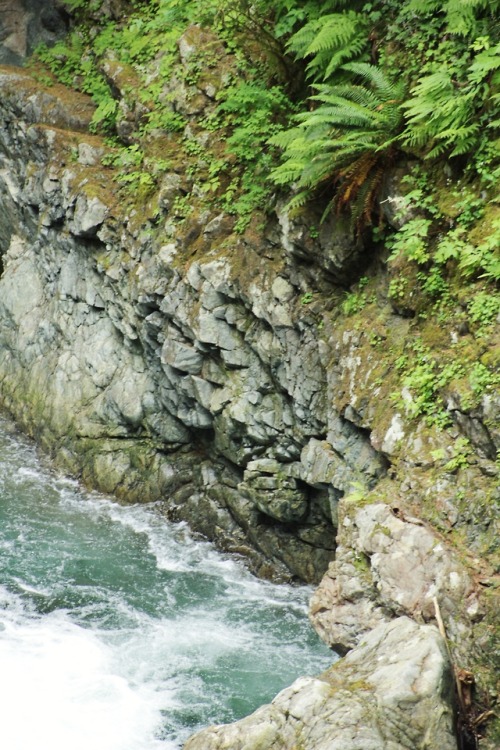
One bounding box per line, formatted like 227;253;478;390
287;189;314;213
287;18;323;57
299;103;382;130
316;83;382;109
269;56;405;231
342;62;405;102
304;13;359;55
425;140;456;159
268;127;304;149
468;43;500;84
407;0;500;36
287;9;368;80
323;37;367;79
271;163;310;185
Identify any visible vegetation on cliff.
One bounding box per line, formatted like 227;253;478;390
32;0;499;464
17;1;499;745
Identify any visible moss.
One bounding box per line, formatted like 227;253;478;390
467;204;500;246
352;551;371;575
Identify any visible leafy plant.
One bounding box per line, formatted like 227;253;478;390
218;82;291;162
468;362;499;397
391;338;466;428
388;218;431;264
407;0;500;37
213;79;294;231
270;61;405;230
401;40;500;159
286;8;368;81
341;276;371;314
467;291;500;328
443;437;471;472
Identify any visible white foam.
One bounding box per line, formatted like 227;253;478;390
0;610;170;750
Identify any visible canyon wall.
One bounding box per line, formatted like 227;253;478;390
0;18;498;748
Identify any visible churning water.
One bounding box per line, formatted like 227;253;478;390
0;417;333;750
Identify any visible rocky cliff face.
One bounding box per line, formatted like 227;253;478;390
0;1;68;66
0;30;498;750
0;64;389;583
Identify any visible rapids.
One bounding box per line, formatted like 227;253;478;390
0;418;333;749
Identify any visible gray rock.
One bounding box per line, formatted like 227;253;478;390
69;194;109;237
161;338;203;374
0;0;69;65
77;142;105;167
184;617;455;750
310;500;478;653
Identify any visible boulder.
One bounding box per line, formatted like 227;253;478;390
310;500;478;654
184;617;456;750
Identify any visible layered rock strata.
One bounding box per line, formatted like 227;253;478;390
0;66;385;582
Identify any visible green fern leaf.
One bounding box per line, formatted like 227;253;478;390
323;37;367;79
342;62;404;102
287;9;368;81
304;13;359;55
468;43;500;84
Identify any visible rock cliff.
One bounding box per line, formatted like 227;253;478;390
0;0;68;66
0;11;499;749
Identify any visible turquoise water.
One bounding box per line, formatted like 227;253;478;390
0;418;333;750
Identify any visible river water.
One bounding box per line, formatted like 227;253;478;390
0;417;333;750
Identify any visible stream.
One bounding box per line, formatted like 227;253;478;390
0;417;333;749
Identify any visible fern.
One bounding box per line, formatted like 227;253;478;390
269;62;405;230
402;41;500;159
287;10;368;81
273;0;351;38
407;0;500;36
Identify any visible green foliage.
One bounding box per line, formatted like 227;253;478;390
32;0;500;264
401;39;500;159
407;0;500;37
101;143;169;199
387;164;500;293
35;33;119;132
270;61;405;229
218;82;291;162
287;9;368;81
59;0;101;11
458;224;500;281
467;291;500;328
443;437;470;472
341;276;371;314
273;0;344;38
392;339;466;428
266;0;500;231
468;361;499;397
388;218;431;264
388;276;408;302
211;79;294;231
